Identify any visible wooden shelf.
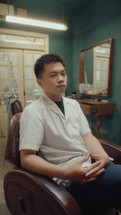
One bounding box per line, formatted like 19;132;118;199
75;98;115;138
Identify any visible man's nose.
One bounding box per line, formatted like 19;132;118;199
57;74;64;82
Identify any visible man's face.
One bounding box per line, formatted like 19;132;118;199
37;62;67;101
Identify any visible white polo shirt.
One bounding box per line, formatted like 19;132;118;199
19;94;91;185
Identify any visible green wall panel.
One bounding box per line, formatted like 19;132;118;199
73;0;121;145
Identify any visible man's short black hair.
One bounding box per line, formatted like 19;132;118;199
34;54;66;78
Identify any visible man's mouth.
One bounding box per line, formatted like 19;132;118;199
57;85;65;88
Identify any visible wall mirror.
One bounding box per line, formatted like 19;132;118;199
79;38;113;97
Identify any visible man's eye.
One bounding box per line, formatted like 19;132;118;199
50;74;56;78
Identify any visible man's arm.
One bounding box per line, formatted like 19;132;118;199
82;132;110;182
20;149;66;179
83;132;110;166
20;149;103;183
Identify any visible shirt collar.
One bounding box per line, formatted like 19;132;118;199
42;91;53;104
42;91;67;118
42;90;64;105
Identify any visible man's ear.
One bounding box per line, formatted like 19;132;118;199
37;79;44;88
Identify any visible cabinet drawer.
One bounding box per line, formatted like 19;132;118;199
80;103;96;114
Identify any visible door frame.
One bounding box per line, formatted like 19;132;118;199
0;28;49;139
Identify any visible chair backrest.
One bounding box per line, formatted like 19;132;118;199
12;100;23;115
5;113;22;167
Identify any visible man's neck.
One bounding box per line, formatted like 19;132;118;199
44;92;62;102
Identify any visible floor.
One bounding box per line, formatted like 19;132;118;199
0;140;12;215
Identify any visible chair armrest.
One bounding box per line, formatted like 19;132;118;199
4;168;81;215
99;139;121;164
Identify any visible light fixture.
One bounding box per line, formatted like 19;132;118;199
5;15;68;31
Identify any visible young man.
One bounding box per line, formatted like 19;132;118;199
19;54;121;215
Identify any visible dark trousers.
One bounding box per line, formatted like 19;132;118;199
66;162;121;215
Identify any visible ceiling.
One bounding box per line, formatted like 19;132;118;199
49;0;95;6
0;0;96;21
49;0;96;17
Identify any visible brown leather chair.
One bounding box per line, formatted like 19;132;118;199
4;113;121;215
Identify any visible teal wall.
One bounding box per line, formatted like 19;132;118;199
0;0;73;96
73;0;121;145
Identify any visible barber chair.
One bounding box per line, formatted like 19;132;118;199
7;98;23;137
4;113;121;215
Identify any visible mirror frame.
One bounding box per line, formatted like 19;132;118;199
79;38;113;97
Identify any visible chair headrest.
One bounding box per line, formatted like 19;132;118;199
12;100;23;115
5;113;22;167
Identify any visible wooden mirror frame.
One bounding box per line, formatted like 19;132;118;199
79;38;113;97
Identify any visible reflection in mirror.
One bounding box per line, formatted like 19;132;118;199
79;38;113;97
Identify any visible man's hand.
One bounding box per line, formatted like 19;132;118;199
83;153;110;183
81;132;110;183
90;152;110;168
64;153;105;183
